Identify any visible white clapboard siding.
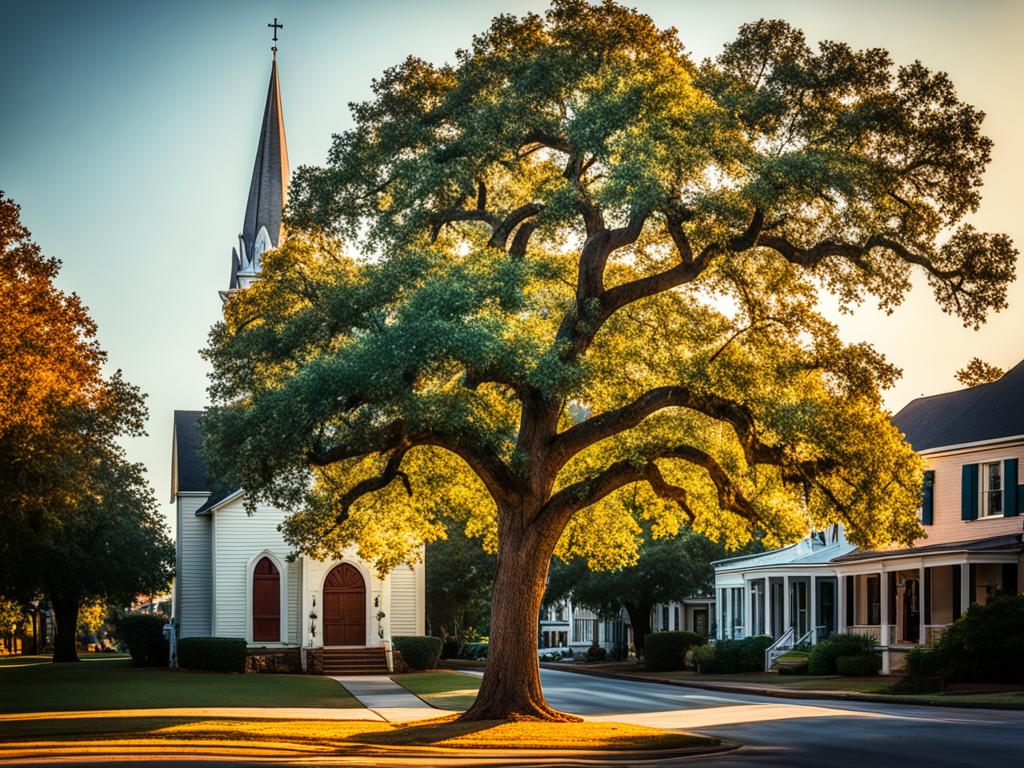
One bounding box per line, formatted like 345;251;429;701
287;558;300;644
176;494;212;638
212;497;293;642
389;564;419;636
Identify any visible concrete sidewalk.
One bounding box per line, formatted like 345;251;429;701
332;675;443;722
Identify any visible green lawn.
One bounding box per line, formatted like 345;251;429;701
0;654;362;713
393;671;481;711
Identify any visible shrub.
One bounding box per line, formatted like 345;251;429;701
111;614;168;667
644;631;706;672
459;641;488;660
696;636;772;674
931;595;1024;684
584;643;607;662
835;653;882;677
177;637;247;673
905;646;947;680
392;636;442;671
778;661;810;675
691;643;715;673
440;638;461;659
807;633;876;675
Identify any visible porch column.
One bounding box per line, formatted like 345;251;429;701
783;574;791;632
716;589;723;640
880;568;889;648
809;575;818;643
837;574;846;634
743;578;753;639
960;564;971;616
919;563;927;645
764;578;774;638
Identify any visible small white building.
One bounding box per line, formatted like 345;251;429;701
170;50;424;673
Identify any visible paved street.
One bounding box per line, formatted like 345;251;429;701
533;667;1024;767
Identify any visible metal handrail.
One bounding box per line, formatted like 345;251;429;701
764;627;795;671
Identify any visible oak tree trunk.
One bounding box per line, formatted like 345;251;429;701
51;593;80;663
460;520;580;722
624;601;653;659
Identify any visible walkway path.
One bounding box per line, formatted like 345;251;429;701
330;675;441;722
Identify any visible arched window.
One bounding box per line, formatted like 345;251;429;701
252;556;281;642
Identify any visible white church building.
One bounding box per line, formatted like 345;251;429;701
170;48;424;673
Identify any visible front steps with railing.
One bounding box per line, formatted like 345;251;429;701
321;647;389;675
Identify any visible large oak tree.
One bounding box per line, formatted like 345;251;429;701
203;2;1016;720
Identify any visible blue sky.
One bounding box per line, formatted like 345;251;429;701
3;0;1022;532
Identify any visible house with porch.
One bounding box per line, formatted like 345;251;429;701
713;361;1024;671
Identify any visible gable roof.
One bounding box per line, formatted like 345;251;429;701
170;410;236;512
892;359;1024;452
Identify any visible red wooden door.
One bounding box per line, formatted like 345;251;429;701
323;563;365;645
252;557;280;642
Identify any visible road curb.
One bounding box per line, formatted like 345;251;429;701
536;663;1024;711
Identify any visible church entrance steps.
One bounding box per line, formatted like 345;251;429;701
321;646;389;675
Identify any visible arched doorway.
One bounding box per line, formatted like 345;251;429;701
252;557;281;642
323;563;366;646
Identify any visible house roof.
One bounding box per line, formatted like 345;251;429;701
830;533;1022;563
892;359;1024;452
171;409;237;513
714;532;857;571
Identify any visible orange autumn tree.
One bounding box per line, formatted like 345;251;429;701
202;3;1016;720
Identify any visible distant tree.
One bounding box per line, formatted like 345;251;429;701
0;192;174;662
202;2;1015;720
955;357;1004;387
425;520;496;639
546;526;745;656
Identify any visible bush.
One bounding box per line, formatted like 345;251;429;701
111;614;168;667
459;641;488;660
644;631;706;672
177;637;247;673
835;652;882;677
930;595;1024;684
807;633;876;675
692;643;715;673
393;636;442;670
584;643;607;662
441;638;461;659
905;646;947;680
696;636;772;674
778;661;810;675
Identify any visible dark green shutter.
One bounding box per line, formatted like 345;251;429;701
921;470;935;525
961;464;978;520
1004;459;1019;517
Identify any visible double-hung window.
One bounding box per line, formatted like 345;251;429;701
980;462;1003;517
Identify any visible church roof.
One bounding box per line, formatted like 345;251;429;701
170;410;236;511
230;55;290;289
892;359;1024;452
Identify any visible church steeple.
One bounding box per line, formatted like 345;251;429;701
228;38;290;293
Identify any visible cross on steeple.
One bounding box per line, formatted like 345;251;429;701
268;18;283;53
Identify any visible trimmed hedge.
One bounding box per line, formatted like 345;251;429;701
441;638;461;659
585;643;608;662
459;641;488;660
177;637;247;673
807;633;876;675
835;652;882;677
111;614;169;667
644;631;706;671
696;635;773;674
393;635;442;671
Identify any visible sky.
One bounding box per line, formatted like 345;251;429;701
2;0;1023;534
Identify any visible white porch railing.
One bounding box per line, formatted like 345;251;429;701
764;627;795;671
849;624;898;646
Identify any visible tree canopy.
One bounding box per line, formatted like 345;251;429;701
954;357;1004;388
0;191;173;661
202;1;1015;719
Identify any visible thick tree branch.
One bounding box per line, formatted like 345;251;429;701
549;385;783;472
488;204;545;250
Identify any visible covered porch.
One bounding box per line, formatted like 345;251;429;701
716;570;839;644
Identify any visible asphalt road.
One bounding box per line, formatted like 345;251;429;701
533;667;1024;767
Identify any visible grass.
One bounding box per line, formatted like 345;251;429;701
0;654;361;713
0;715;715;760
393;671;481;710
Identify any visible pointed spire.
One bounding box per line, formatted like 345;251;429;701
229;53;290;291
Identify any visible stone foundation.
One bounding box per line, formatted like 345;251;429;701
303;647;323;674
245;647;301;674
